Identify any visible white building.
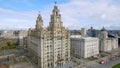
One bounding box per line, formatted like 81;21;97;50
27;4;70;68
99;27;118;52
71;35;99;58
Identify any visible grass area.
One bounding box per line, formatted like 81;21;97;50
1;42;18;50
4;44;18;49
112;63;120;68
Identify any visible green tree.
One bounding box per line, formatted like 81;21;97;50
6;42;11;46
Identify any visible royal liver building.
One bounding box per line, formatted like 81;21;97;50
27;4;70;68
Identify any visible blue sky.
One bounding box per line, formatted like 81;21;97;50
0;0;120;30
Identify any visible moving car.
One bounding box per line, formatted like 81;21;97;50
99;60;105;64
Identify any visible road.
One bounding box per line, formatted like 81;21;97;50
85;57;120;68
9;62;35;68
0;48;27;56
0;48;28;65
92;58;120;68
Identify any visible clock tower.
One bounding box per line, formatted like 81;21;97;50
49;3;63;30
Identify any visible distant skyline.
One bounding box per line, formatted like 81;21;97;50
0;0;120;30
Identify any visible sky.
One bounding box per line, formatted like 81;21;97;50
0;0;120;30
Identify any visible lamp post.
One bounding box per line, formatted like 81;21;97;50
3;46;5;58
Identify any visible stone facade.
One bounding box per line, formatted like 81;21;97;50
27;4;70;68
99;27;118;52
71;35;99;58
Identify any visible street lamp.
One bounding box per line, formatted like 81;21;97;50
3;46;5;58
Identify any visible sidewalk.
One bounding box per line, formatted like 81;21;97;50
9;62;35;68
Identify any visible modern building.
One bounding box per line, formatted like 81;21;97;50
87;27;101;37
71;35;99;58
27;4;70;68
98;27;118;52
69;30;81;35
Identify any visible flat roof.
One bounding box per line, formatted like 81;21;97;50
70;35;98;40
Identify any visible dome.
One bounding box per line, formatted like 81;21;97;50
101;27;107;31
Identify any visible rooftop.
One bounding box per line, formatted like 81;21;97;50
70;35;98;40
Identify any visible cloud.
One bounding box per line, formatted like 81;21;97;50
57;0;120;30
0;8;37;30
0;0;120;30
0;24;30;30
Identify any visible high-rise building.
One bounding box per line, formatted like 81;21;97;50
27;4;70;68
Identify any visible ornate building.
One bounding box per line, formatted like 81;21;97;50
99;27;118;52
27;4;70;68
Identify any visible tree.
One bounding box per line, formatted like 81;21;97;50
6;42;11;46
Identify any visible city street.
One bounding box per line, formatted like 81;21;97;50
0;48;28;65
87;57;120;68
0;48;27;56
9;62;35;68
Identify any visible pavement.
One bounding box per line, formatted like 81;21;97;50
0;48;27;56
58;61;76;68
9;62;35;68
